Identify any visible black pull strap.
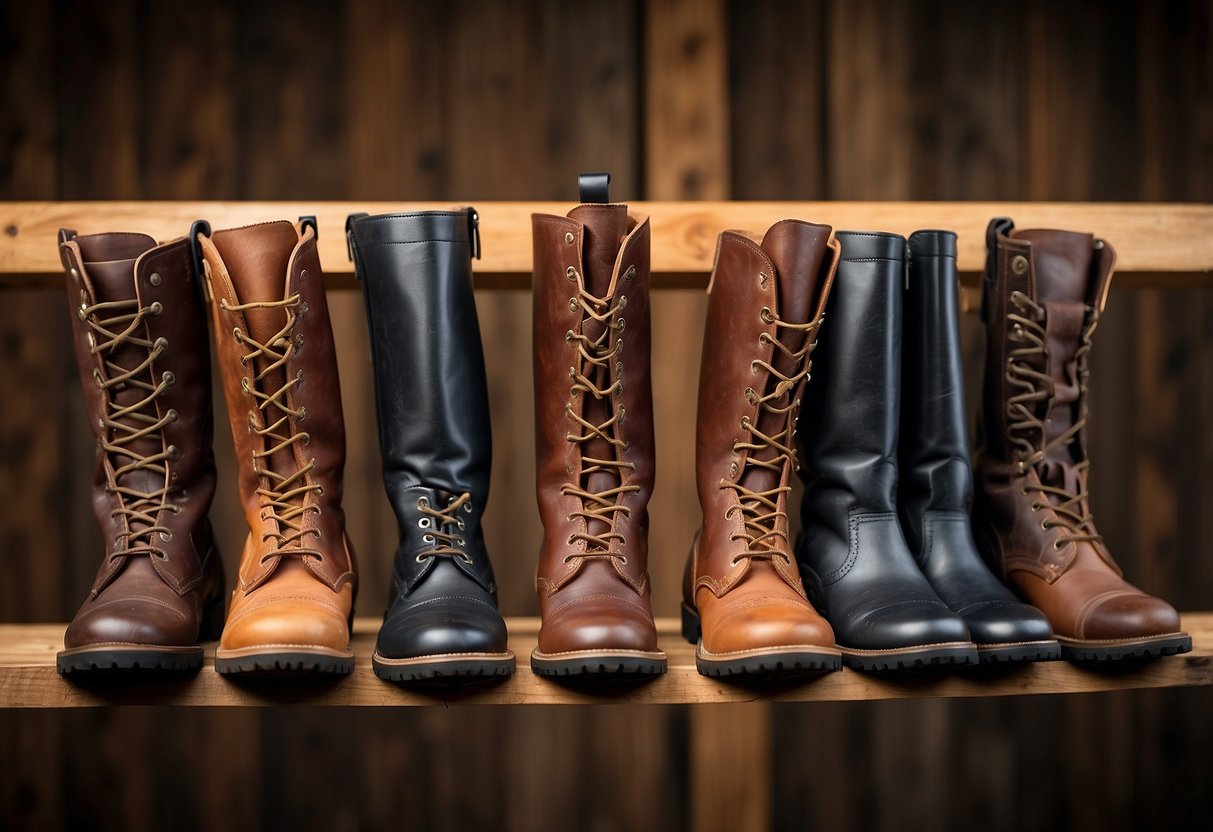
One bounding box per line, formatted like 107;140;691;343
298;215;318;240
982;217;1015;324
189;220;212;280
578;172;611;204
466;207;481;260
345;212;369;265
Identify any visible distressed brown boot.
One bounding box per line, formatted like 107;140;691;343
197;219;357;674
682;221;842;676
530;174;666;676
56;229;225;673
974;217;1191;661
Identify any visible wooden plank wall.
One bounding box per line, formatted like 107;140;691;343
1;1;1210;830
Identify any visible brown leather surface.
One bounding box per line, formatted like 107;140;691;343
59;231;223;650
200;221;355;656
531;204;661;655
686;221;840;654
975;224;1184;643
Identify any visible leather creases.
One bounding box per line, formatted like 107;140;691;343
220;291;323;563
83;294;180;559
1004;290;1102;549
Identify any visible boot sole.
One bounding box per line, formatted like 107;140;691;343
530;648;667;677
57;644;203;674
838;642;979;672
976;639;1062;664
682;602;841;676
695;644;842;677
1057;632;1192;662
372;650;515;682
214;646;354;676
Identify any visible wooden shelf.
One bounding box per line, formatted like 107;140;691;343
2;201;1210;288
1;614;1209;708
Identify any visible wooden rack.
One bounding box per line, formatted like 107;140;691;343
1;200;1210;708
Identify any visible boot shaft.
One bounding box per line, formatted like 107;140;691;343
198;220;352;591
899;230;970;549
59;229;217;594
800;231;906;516
531;199;653;590
347;209;490;502
695;221;837;586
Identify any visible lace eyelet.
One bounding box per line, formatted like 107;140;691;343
566;266;577;281
417;497;430;509
163;371;175;386
463;502;473;514
760;307;774;324
149;272;162;287
1040;520;1050;531
154;337;169;353
150;301;163;316
418;518;430;529
167;409;179;423
1052;541;1063;550
422;534;434;544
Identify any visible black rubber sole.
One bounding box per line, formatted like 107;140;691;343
530;649;667;677
1059;633;1192;662
695;648;842;677
56;646;203;674
976;639;1062;664
372;651;515;682
213;651;354;676
839;642;979;672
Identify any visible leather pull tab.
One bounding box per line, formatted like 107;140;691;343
982;217;1015;324
298;215;318;240
189;220;211;282
578;172;611;204
467;207;481;260
345;212;369;265
57;228;77;245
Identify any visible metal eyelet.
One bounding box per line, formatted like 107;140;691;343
295;334;304;351
316;485;324;495
1011;255;1029;275
167;409;179;423
417;497;430;509
457;518;465;530
167;445;179;460
1040;520;1050;531
616;317;626;331
422;534;434;544
758;272;768;287
566;266;577;280
1052;541;1063;550
162;371;175;386
619;296;627;309
728;462;738;477
760;307;774;323
149;272;162;286
418;517;430;529
93;369;104;387
623;265;637;281
298;407;308;421
568;298;578;311
300;269;308;280
565;330;574;342
617;406;626;423
564;232;575;245
150;301;163;316
415;553;428;564
154;336;169;353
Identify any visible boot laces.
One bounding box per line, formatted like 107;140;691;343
221;294;323;563
83;297;180;559
415;492;474;564
560;276;639;564
1005;290;1102;548
720;308;823;566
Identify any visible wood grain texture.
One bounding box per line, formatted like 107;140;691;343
2;201;1209;282
0;615;1210;707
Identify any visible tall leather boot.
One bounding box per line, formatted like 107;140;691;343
56;229;225;673
682;221;842;676
197;220;358;675
797;231;976;671
900;230;1059;664
346;209;513;681
530;174;666;676
974;218;1191;661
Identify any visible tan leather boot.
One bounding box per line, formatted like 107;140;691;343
56;230;225;673
974;218;1191;661
530;176;666;676
682;221;842;676
198;220;357;674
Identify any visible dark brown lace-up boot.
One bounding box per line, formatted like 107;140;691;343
974;217;1191;661
530;174;666;676
57;229;225;673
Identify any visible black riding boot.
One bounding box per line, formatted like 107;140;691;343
899;231;1059;664
797;231;976;671
348;209;514;681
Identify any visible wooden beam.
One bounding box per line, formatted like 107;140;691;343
3;202;1209;284
0;614;1209;708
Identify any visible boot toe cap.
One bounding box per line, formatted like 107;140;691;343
538;597;658;654
377;596;508;659
1081;592;1182;641
704;603;835;653
845;600;971;650
220;600;350;652
64;599;194;649
958;600;1055;646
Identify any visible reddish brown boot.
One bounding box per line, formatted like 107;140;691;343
530;176;666;676
974;218;1191;661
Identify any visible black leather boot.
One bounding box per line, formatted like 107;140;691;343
347;209;514;681
900;231;1059;664
797;231;976;671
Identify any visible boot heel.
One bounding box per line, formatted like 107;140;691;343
680;602;702;644
198;594;226;642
